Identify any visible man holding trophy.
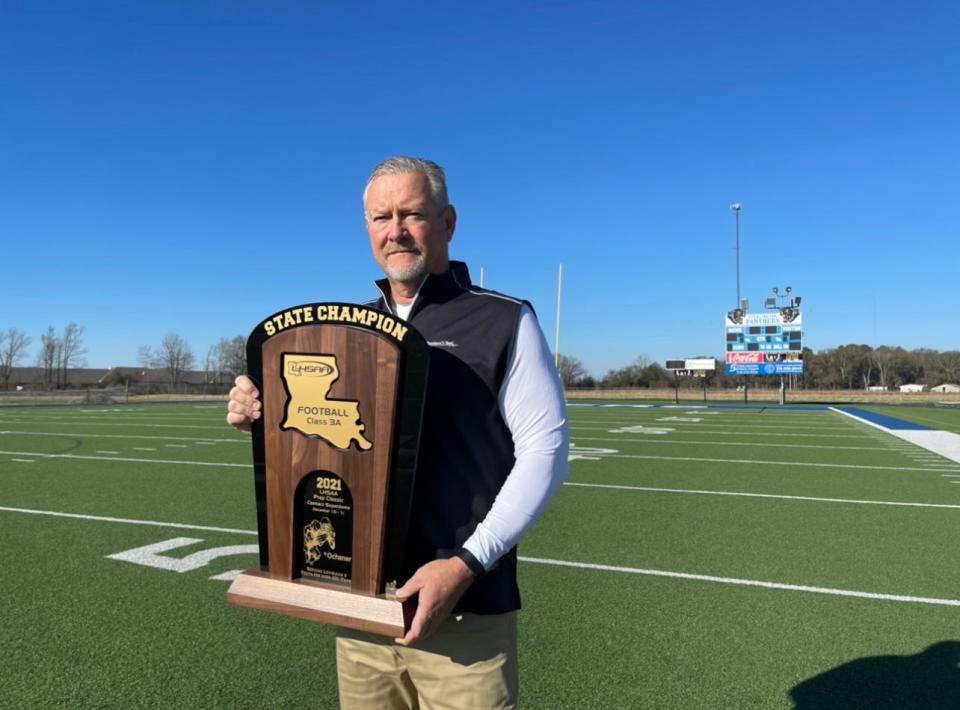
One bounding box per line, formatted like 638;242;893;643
227;156;569;708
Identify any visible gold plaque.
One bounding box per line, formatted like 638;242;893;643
280;353;372;451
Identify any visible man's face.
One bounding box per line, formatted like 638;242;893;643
364;172;455;285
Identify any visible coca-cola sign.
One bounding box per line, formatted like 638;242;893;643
726;352;763;364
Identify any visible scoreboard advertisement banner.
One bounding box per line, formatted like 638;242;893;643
724;311;804;375
725;352;804;375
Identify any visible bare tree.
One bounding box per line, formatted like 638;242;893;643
216;335;247;383
138;345;156;369
203;346;219;386
58;323;87;387
940;351;960;385
0;328;32;390
555;354;589;388
38;326;60;388
157;333;195;387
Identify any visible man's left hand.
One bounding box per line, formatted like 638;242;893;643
394;556;475;645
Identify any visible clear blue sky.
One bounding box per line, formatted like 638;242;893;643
2;1;957;377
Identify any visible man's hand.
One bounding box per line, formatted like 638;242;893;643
226;375;261;434
394;556;476;645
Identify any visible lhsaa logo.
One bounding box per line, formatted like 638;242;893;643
287;359;334;377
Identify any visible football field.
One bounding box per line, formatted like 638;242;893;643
2;401;960;708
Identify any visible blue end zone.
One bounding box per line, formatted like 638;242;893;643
839;407;933;430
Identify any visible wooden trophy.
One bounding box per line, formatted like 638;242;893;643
227;302;428;636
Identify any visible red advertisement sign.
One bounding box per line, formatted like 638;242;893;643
725;352;764;364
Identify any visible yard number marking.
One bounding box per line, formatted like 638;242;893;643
107;537;258;580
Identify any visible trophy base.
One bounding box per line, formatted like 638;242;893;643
227;569;410;637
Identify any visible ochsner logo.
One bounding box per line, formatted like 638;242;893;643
288;361;334;377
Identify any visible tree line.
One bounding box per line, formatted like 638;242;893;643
0;324;247;390
3;322;957;392
0;324;87;390
558;345;960;390
135;334;247;387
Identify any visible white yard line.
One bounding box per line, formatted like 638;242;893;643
571;421;845;431
5;443;950;475
0;450;247;468
563;481;960;510
5;415;221;423
593;452;952;473
0;419;228;431
1;504;956;608
568;426;870;440
572;436;894;452
0;429;242;443
10;458;34;463
519;556;960;608
0;505;256;535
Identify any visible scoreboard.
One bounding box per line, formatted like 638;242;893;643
724;310;804;375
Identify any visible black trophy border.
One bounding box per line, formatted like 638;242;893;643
245;302;429;589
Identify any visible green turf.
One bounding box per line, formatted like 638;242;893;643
3;402;960;708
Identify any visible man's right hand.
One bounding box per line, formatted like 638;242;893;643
226;375;261;434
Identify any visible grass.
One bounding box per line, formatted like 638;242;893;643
2;402;960;708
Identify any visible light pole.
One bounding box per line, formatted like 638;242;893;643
730;203;742;307
730;202;744;401
554;263;563;368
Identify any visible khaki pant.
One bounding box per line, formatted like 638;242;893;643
336;611;518;710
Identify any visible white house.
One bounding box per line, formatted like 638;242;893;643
899;384;928;393
931;383;960;393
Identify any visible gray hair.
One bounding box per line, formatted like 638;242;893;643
363;156;449;210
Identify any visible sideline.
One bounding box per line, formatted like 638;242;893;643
832;407;960;464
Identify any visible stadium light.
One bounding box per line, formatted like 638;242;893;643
730;203;742;307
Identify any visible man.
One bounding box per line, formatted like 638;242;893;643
227;156;568;709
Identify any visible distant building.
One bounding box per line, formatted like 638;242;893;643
931;383;960;393
866;386;888;392
899;384;928;393
6;366;226;393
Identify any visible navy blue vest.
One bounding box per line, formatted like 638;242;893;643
371;261;527;614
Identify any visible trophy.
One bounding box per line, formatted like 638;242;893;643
227;303;428;636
